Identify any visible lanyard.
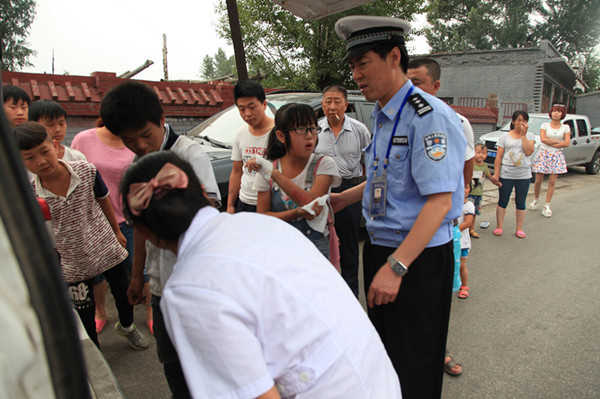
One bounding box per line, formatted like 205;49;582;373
373;85;414;175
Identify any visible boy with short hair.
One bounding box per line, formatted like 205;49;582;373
3;85;30;127
29;99;86;162
15;121;148;350
100;81;220;398
227;80;274;213
469;143;501;237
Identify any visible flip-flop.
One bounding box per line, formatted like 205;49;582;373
458;286;469;299
493;228;503;236
516;230;526;239
444;351;463;376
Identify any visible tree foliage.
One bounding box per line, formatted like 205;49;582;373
215;0;426;90
0;0;37;71
199;48;235;79
425;0;600;89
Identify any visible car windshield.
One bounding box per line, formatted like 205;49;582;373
499;116;550;136
187;101;285;147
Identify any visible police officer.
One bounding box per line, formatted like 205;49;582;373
315;85;371;297
332;16;466;399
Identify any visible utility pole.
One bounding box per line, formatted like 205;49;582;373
52;49;55;75
163;34;169;81
226;0;248;81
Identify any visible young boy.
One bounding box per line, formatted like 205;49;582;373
29;99;86;162
15;121;148;350
227;80;274;213
458;183;476;299
100;81;220;398
3;85;30;127
469;143;501;237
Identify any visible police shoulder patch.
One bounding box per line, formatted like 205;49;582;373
408;93;433;117
423;132;447;162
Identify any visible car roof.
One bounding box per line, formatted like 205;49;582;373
266;91;367;104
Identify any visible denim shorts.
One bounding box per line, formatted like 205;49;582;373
461;248;470;258
467;194;482;215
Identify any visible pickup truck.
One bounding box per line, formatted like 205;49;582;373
479;114;600;174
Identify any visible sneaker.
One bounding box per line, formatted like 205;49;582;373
529;198;541;210
115;322;149;350
542;204;552;217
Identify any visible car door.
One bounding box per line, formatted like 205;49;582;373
563;119;582;165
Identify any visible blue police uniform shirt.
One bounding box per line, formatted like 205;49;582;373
362;81;466;248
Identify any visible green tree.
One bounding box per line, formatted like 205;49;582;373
0;0;37;71
200;54;216;79
213;48;235;77
215;0;426;90
424;0;600;89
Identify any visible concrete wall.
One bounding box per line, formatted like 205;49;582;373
576;90;600;128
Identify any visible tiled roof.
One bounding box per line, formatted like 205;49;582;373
1;71;235;118
451;105;498;124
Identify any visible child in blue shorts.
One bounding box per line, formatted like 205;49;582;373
459;183;475;299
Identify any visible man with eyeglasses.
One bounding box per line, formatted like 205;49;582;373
315;85;371;298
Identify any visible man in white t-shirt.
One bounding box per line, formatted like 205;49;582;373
408;57;476;378
227;80;275;213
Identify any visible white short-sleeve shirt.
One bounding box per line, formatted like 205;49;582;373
161;208;401;399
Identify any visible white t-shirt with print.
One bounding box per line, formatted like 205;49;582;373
459;200;475;250
539;122;570;153
231;125;269;205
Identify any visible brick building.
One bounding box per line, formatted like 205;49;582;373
420;40;584;135
1;70;236;144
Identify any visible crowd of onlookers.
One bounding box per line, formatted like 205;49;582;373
2;14;573;399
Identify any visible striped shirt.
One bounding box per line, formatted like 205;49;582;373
33;160;127;283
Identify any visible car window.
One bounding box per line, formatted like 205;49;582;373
564;120;576;138
576;119;589;137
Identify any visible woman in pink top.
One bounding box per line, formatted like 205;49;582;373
72;120;153;334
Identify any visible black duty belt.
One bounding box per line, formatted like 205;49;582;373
341;176;366;186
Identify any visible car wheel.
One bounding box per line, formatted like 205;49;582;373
585;151;600;175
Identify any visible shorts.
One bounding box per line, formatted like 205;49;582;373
467;194;482;215
461;248;470;258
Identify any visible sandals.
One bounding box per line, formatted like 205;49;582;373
469;230;480;239
458;286;469;299
493;228;503;236
444;350;463;376
516;230;526;239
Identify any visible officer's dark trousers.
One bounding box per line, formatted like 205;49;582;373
363;239;454;399
332;183;362;297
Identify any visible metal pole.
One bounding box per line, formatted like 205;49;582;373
226;0;248;81
163;34;169;81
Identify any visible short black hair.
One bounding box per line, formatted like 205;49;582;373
372;42;409;74
475;143;487;151
322;85;348;100
234;80;266;103
101;81;163;137
29;100;67;122
121;151;210;241
408;58;441;81
14;121;52;151
265;103;317;160
2;85;31;105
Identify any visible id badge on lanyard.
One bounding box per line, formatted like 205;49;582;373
369;174;387;218
368;85;414;219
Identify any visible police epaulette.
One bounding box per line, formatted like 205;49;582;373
408;94;433;117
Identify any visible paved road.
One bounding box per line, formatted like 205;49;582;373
98;166;600;398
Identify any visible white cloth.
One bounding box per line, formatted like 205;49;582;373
254;155;273;181
161;208;401;399
146;129;222;296
459;200;475;250
231;125;269;205
300;194;329;232
458;114;476;161
62;146;87;162
315;115;371;178
253;153;341;194
539;122;570;152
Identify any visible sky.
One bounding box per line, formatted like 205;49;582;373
23;0;430;82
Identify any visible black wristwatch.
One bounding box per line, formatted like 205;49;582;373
387;255;408;277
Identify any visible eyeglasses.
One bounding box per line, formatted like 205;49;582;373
286;126;321;136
